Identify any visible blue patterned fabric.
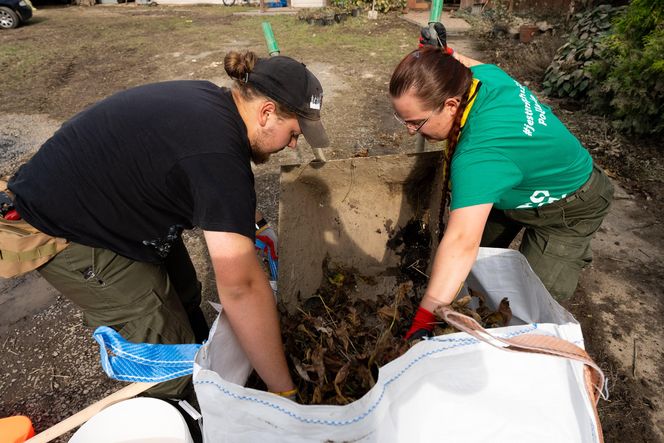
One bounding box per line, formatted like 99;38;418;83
93;326;201;383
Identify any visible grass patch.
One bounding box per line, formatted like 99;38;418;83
0;7;419;118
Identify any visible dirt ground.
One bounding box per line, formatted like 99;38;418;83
0;5;662;442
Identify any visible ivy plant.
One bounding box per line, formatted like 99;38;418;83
542;5;624;99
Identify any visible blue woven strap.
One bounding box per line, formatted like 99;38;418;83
255;238;279;281
93;326;202;383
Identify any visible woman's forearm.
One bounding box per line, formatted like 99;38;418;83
419;204;492;312
420;233;480;312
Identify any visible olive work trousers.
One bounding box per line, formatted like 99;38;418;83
480;165;614;301
38;238;209;399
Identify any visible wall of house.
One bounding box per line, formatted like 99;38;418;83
292;0;325;6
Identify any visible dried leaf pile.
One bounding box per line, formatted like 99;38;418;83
431;291;512;336
276;264;513;405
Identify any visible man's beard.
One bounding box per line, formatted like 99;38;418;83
250;146;270;165
251;128;278;165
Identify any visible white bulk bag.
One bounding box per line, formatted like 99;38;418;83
193;248;605;442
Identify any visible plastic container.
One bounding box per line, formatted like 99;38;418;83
0;416;35;443
519;24;539;43
69;397;193;443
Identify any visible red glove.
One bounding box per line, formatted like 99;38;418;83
3;209;20;220
405;307;436;340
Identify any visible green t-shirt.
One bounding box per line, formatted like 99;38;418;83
450;64;592;210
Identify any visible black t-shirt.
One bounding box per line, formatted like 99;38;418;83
9;81;255;263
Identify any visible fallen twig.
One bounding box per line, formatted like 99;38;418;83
605;256;629;263
627;221;660;231
407;261;430;278
631;337;637;378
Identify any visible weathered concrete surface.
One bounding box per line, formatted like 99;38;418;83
278;151;444;311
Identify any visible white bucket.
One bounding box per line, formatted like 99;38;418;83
69;397;193;443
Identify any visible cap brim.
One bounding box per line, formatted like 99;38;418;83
298;116;329;149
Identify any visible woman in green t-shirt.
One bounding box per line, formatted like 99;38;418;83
391;45;613;340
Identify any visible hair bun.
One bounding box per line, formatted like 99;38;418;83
224;51;259;81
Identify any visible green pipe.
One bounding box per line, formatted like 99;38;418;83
262;22;280;56
416;0;444;153
428;0;443;23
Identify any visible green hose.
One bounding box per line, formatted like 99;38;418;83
416;0;444;153
429;0;443;23
262;22;280;56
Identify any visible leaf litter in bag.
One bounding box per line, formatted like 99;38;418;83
248;220;512;405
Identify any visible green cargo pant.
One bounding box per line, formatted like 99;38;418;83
481;165;614;301
38;237;209;399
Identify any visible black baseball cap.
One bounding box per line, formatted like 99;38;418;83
247;56;329;149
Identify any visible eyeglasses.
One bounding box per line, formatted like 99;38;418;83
393;109;436;133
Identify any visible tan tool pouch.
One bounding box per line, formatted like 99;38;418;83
0;180;70;278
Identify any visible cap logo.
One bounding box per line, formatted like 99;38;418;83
309;94;322;110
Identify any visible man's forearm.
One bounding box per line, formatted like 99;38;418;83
219;276;294;393
204;230;294;393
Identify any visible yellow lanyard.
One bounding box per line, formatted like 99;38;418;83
460;78;481;129
448;79;482;191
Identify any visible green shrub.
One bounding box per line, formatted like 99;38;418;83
541;4;623;99
589;0;664;136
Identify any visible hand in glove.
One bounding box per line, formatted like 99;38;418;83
418;22;454;55
404;306;436;341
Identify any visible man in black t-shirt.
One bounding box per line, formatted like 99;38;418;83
8;51;328;399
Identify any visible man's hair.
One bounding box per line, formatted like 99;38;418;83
224;50;297;119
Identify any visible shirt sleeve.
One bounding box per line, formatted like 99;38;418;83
176;153;256;239
450;150;523;210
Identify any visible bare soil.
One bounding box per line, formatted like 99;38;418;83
0;5;662;442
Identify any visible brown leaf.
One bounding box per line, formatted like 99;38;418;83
334;363;351;388
335;322;351;352
452;294;472;308
312;386;322;404
377;305;395;321
293;357;312;382
346;306;360;328
483;312;506;328
498;297;512;326
316;325;334;336
432;322;458;336
311;346;327;383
